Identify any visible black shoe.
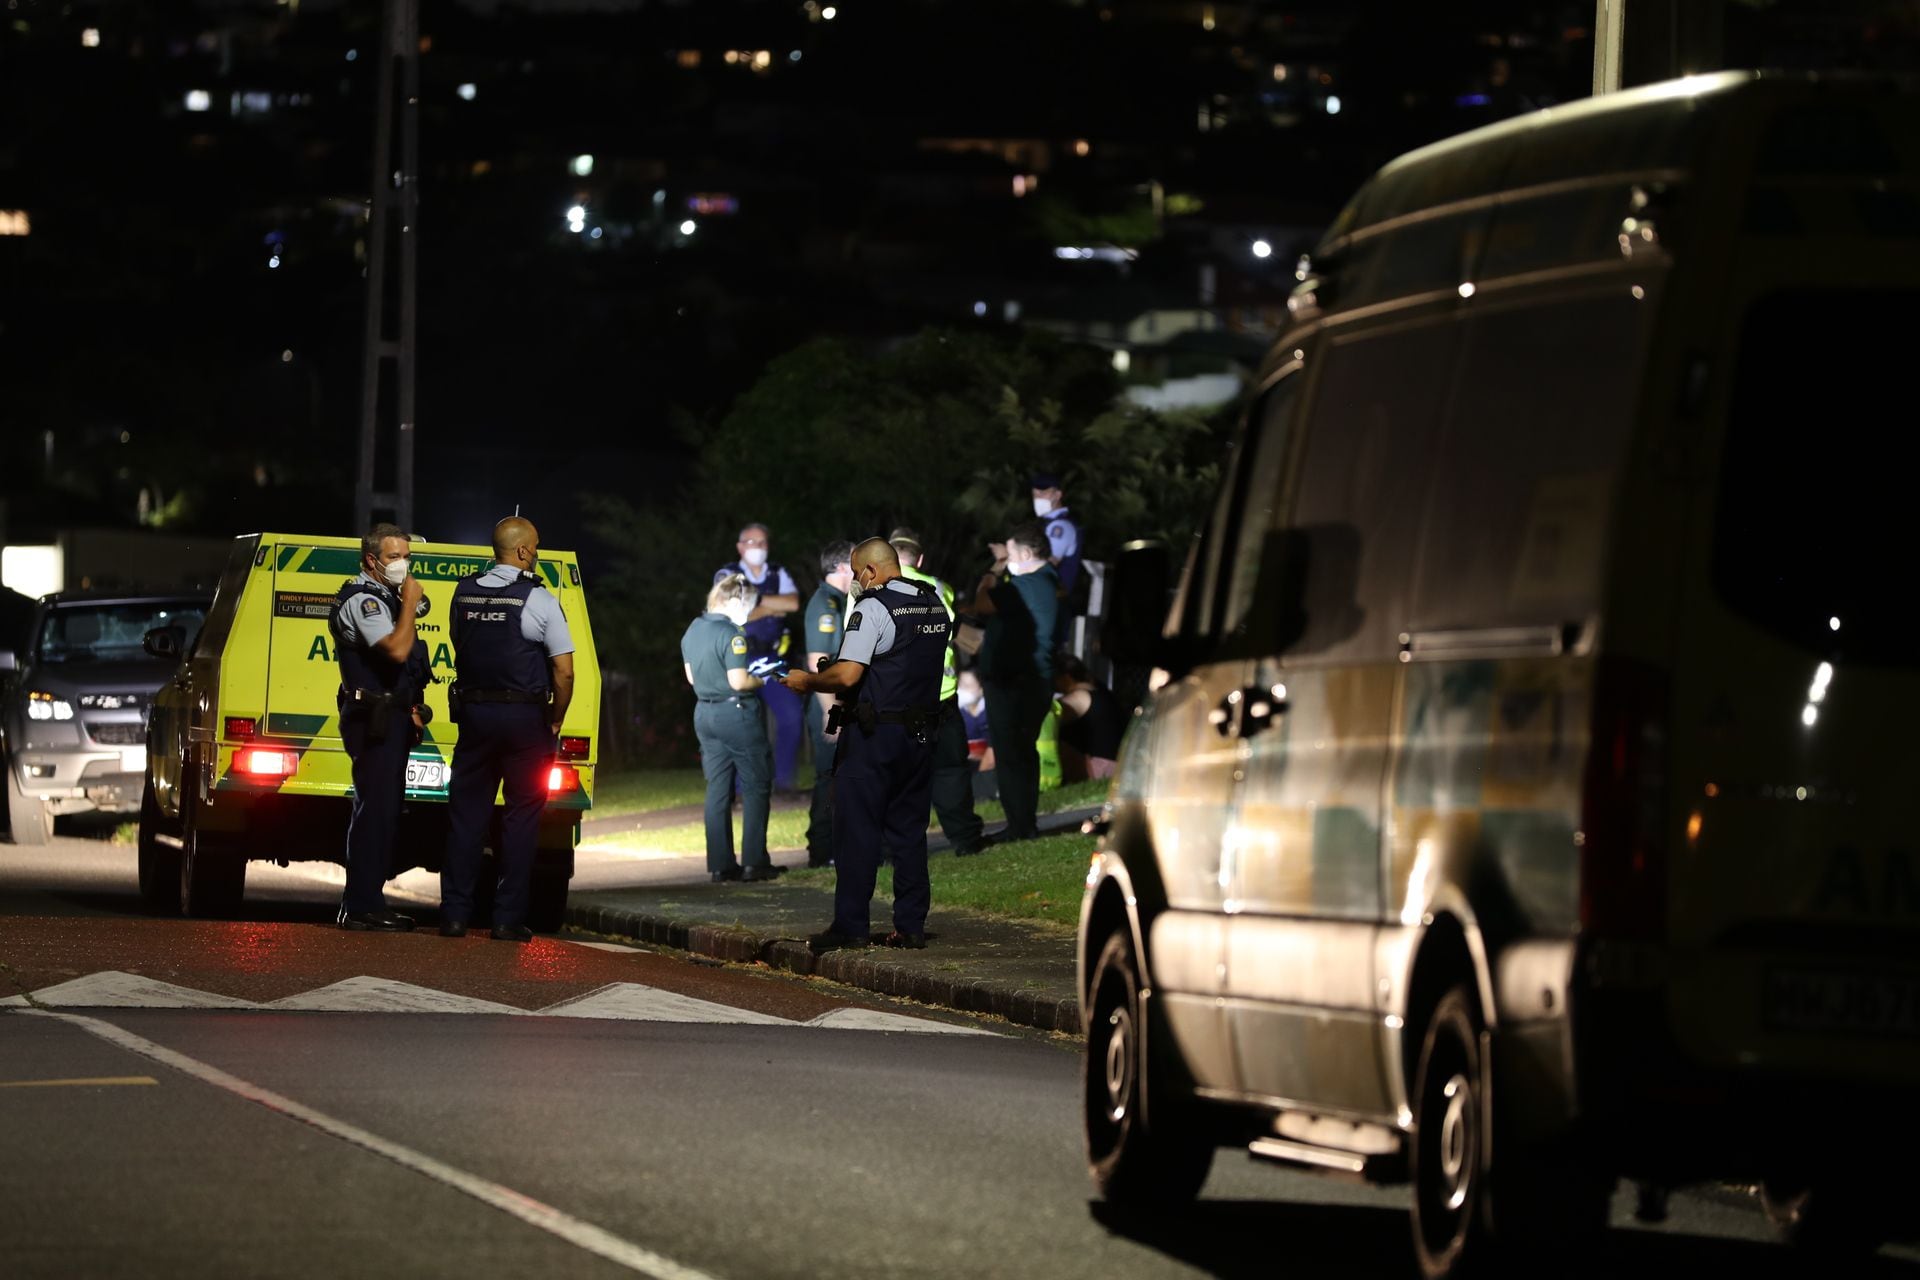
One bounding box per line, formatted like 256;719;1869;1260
491;924;533;943
806;852;834;869
742;864;784;882
439;919;469;938
808;929;870;954
338;908;415;932
882;931;927;950
710;866;744;884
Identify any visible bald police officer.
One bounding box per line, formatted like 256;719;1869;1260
331;522;432;931
782;538;948;951
439;516;576;941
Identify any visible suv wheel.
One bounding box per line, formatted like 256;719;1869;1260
1083;926;1214;1205
137;780;183;912
179;791;246;918
6;763;53;846
1412;988;1489;1278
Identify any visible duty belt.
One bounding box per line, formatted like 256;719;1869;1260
836;702;941;743
338;686;410;742
458;689;549;705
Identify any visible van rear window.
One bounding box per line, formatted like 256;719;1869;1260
1712;290;1910;665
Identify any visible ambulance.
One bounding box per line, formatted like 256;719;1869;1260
137;532;600;929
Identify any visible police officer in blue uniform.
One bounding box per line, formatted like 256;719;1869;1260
330;522;433;931
781;538;948;951
1029;471;1082;596
801;541;854;868
714;523;804;790
439;516;576;941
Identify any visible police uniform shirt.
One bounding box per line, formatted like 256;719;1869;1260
682;612;750;700
804;583;845;662
715;561;798;600
470;563;575;658
835;578;926;668
1041;507;1080;564
335;572;402;649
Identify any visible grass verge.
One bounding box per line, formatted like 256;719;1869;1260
592;761;817;819
782;831;1094;935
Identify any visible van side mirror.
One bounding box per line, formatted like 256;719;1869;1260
142;626;183;660
1100;540;1174;667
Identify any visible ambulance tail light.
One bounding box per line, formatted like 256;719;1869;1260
1579;658;1670;941
224;717;258;741
548;764;581;793
236;748;300;778
558;736;590;761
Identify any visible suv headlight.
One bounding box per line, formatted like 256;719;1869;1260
27;691;75;721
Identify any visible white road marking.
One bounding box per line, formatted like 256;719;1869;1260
574;843;686;861
536;983;790;1025
267;977;525;1016
21;971;258;1010
803;1007;993;1035
23;1010;722;1280
564;941;645;954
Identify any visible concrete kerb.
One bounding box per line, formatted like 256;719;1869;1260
561;901;1083;1035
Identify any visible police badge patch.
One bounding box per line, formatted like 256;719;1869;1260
360;596;383;617
846;608;863;632
817;615;836;632
730;636;748;655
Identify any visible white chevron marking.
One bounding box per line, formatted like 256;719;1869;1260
266;977;525;1015
536;982;791;1024
19;971;259;1009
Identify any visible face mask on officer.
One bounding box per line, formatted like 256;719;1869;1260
724;598;753;627
742;547;769;569
1032;496;1053;517
380;557;410;588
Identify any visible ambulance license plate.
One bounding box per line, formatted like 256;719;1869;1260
1765;968;1920;1039
406;760;448;791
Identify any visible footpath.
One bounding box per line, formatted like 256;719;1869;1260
565;806;1098;1036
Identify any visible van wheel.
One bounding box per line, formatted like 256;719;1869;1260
1412;989;1491;1278
1762;1178;1892;1256
137;780;182;913
528;865;569;934
178;793;246;918
6;764;53;846
1083;927;1214;1206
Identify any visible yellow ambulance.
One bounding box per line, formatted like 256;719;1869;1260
136;533;600;929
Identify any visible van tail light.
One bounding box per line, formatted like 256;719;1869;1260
558;736;590;761
1579;658;1670;940
236;748;299;778
225;717;258;741
548;764;581;794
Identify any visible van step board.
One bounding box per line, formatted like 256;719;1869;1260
1248;1137;1369;1175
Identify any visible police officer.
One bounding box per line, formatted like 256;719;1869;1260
781;538;948;951
714;523;804;791
683;574;780;882
888;527;987;857
439;516;576;941
969;523;1060;844
801;541;854;869
330;522;433;931
1028;472;1082;595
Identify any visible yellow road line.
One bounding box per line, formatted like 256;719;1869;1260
0;1075;160;1089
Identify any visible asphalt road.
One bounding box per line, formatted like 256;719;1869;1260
5;829;1918;1279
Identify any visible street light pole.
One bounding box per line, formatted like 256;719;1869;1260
355;0;420;534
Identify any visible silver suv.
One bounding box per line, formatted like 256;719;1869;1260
3;594;208;844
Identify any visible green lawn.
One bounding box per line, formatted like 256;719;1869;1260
591;762;817;819
783;832;1096;934
972;778;1110;824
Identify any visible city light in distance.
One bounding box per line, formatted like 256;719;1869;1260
567;204;588;233
345;49;358;62
1325;94;1342;114
822;6;837;18
185;89;212;112
457;83;477;101
281;349;293;363
973;300;987;317
1251;239;1272;259
1829;615;1841;631
0;210;29;237
268;253;281;268
81;27;100;47
571;154;594;177
680;219;698;235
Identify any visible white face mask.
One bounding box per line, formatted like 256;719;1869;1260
380;558;409;587
742;547;769;568
959;688;983;710
1007;556;1039;576
1032;496;1054;517
724;602;752;627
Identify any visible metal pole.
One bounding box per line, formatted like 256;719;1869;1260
1593;0;1625;96
353;0;397;534
396;0;419;533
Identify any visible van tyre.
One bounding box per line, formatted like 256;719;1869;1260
6;764;53;846
179;792;246;918
1083;927;1214;1206
528;864;569;934
1412;988;1492;1278
137;780;182;913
